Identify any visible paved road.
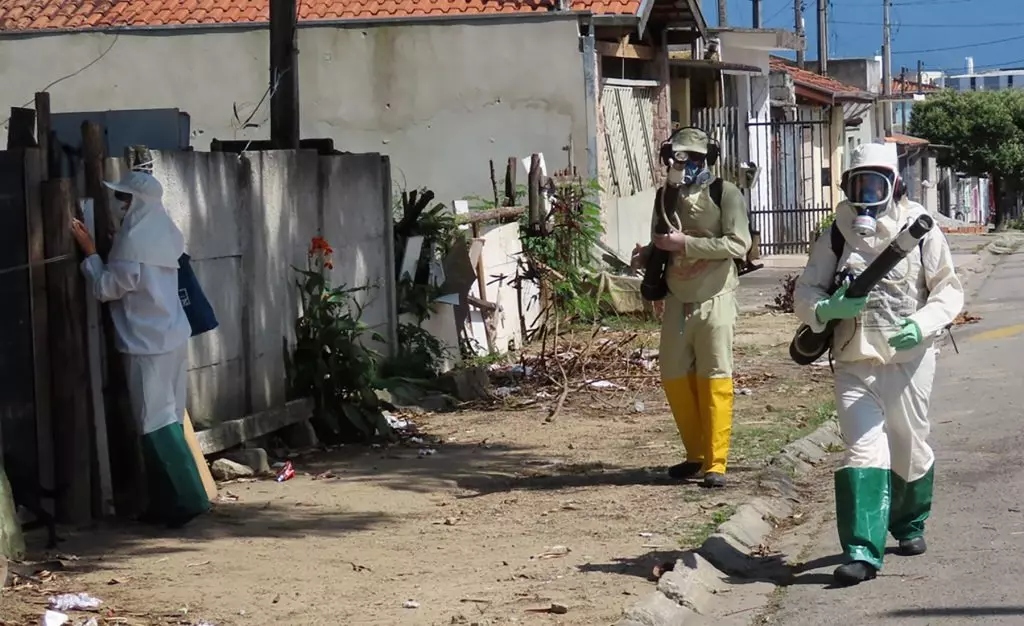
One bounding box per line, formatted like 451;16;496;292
774;249;1024;625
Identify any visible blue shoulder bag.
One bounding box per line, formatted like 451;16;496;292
177;253;219;337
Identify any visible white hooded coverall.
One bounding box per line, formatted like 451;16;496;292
794;170;963;570
80;171;209;524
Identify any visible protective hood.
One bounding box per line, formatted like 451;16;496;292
106;171;184;269
843;142;900;208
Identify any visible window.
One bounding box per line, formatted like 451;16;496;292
970;76;977;90
1010;75;1015;88
985;75;1002;91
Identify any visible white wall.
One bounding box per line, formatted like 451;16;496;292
105;150;394;430
463;222;541;354
0;17;590;207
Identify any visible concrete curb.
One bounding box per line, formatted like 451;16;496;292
614;420;844;626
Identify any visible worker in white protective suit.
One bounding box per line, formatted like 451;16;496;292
71;170;210;528
793;141;963;586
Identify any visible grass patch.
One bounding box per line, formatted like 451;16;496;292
679;504;738;548
731;399;836;464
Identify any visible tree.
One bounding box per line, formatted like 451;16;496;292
909;89;1024;230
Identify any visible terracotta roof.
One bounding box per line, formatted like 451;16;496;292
888;78;940;94
885;133;929;146
0;0;645;31
770;58;873;101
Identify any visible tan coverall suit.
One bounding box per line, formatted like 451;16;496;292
652;179;751;475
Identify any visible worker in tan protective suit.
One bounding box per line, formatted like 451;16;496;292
793;141;963;586
632;127;752;488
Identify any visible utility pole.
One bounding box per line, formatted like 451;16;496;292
718;0;727;26
882;0;893;137
900;67;908;132
795;0;805;67
269;0;300;149
817;0;828;74
753;0;761;28
917;59;924;91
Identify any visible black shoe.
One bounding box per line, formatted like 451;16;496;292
667;461;703;480
898;537;927;556
701;472;727;489
833;561;877;586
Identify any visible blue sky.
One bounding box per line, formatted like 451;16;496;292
713;0;1024;75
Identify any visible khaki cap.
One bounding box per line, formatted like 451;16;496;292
671;127;710;154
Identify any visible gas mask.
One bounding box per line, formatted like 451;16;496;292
665;152;713;188
114;191;133;223
844;168;896;237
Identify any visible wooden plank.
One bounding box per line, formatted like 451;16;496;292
182;410;217;501
22;148;57;520
34;93;52;178
41;178;92;524
79;198;114;516
82;121;143;518
195;399;314;456
595;40;655;60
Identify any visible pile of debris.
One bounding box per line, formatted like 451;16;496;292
485;325;662;420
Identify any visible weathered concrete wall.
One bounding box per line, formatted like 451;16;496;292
113;150;395;430
0;17;589;207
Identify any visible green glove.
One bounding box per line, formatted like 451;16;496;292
888;318;923;351
815;283;869;323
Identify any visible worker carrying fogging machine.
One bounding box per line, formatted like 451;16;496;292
790;140;964;587
630;127;756;489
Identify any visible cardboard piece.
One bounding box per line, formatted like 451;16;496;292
183;410;218;500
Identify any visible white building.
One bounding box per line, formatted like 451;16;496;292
945;57;1024;92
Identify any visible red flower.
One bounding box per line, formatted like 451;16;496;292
309;236;334;256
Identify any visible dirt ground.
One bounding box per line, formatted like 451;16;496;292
1;311;835;626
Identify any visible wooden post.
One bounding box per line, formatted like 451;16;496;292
34;93;53;178
42;179;93;523
269;0;300;149
504;157;518;207
527;154;543;234
82;121;143;517
22;148;57;522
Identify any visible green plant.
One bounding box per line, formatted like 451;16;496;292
519;176;607;323
286;236;392;443
812;212;836;243
380;322;451;380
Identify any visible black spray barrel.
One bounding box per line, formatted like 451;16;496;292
640;187;675;302
788;213;934;366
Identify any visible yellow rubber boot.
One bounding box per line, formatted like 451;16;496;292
698;377;734;481
662;374;705;475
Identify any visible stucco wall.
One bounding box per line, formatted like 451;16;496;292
0;17;589;207
100;150;394;430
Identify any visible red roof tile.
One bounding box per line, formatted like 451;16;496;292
888;78;940;95
885;133;929;146
770;58;873;100
0;0;642;31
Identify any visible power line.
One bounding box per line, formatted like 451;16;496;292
834;20;1024;28
894;33;1024;55
0;35;120;130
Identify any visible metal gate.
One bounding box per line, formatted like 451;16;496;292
692;106;742;185
747;107;835;255
599;79;658;198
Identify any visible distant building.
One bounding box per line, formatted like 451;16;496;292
945;57;1024;92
